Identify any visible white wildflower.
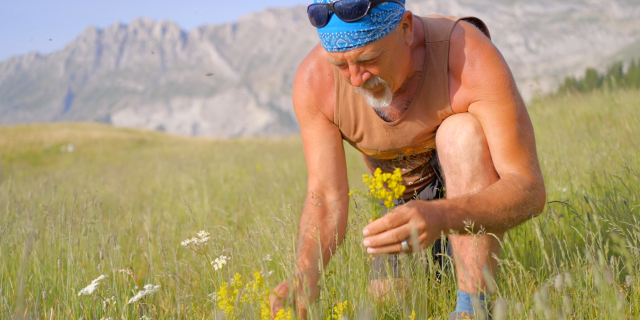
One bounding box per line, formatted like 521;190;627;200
211;255;229;271
78;275;107;296
208;293;217;300
102;296;116;311
181;230;211;253
141;316;152;320
263;254;272;262
128;284;161;304
261;270;275;277
196;230;210;240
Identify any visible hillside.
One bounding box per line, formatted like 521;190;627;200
1;0;640;137
1;87;639;319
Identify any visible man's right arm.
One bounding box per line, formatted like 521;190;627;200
270;45;350;317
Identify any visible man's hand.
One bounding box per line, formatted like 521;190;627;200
361;201;446;254
269;279;319;319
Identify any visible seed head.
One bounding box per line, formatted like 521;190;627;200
492;297;507;320
540;284;549;304
127;284;161;304
610;255;616;267
564;273;574;288
562;295;572;315
625;275;633;287
616;291;626;311
78;275;107;296
482;265;497;294
594;271;603;289
554;274;564;291
603;268;614;285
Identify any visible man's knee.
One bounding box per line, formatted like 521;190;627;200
435;113;498;198
435;113;486;157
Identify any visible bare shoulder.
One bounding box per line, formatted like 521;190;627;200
448;20;518;114
293;44;336;122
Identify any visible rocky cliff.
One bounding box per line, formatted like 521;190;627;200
1;0;639;137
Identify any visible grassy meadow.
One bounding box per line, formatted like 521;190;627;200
0;87;639;319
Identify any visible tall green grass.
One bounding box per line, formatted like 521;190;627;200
0;87;639;319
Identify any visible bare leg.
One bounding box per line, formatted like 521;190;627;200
436;113;502;294
368;278;408;302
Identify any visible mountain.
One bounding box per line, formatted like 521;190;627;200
1;0;639;137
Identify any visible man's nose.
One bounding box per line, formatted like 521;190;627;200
349;65;371;88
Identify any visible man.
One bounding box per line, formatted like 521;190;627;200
270;0;546;318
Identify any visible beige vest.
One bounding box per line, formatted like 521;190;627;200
332;15;491;198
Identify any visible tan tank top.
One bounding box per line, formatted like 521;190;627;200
332;15;491;198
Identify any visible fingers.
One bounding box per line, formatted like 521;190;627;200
269;282;289;319
363;224;411;250
366;232;428;255
270;280;311;320
363;207;410;236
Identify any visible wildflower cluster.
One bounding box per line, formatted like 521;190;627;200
327;300;349;320
362;168;406;209
102;296;116;312
181;230;210;254
128;284;161;304
216;272;283;320
274;308;293;320
324;287;351;320
211;255;229;271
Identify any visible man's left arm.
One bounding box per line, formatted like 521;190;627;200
362;21;546;251
441;19;547;233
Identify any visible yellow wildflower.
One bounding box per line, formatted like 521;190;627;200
326;300;349;320
217;272;271;320
274;308;293;320
216;281;235;319
362;168;406;211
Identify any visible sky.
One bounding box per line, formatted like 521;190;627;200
0;0;311;62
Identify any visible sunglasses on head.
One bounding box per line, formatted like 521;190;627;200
307;0;404;28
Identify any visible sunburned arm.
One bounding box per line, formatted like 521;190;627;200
440;21;546;234
292;45;350;287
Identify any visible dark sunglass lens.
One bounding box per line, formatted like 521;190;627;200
308;5;329;27
334;0;370;21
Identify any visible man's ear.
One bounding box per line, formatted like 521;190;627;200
398;11;414;46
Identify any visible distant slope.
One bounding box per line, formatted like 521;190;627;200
1;0;640;137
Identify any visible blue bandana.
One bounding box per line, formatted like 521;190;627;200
314;0;406;52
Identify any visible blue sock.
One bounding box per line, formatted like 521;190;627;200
452;290;492;315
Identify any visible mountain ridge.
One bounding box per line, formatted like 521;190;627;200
1;0;640;137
